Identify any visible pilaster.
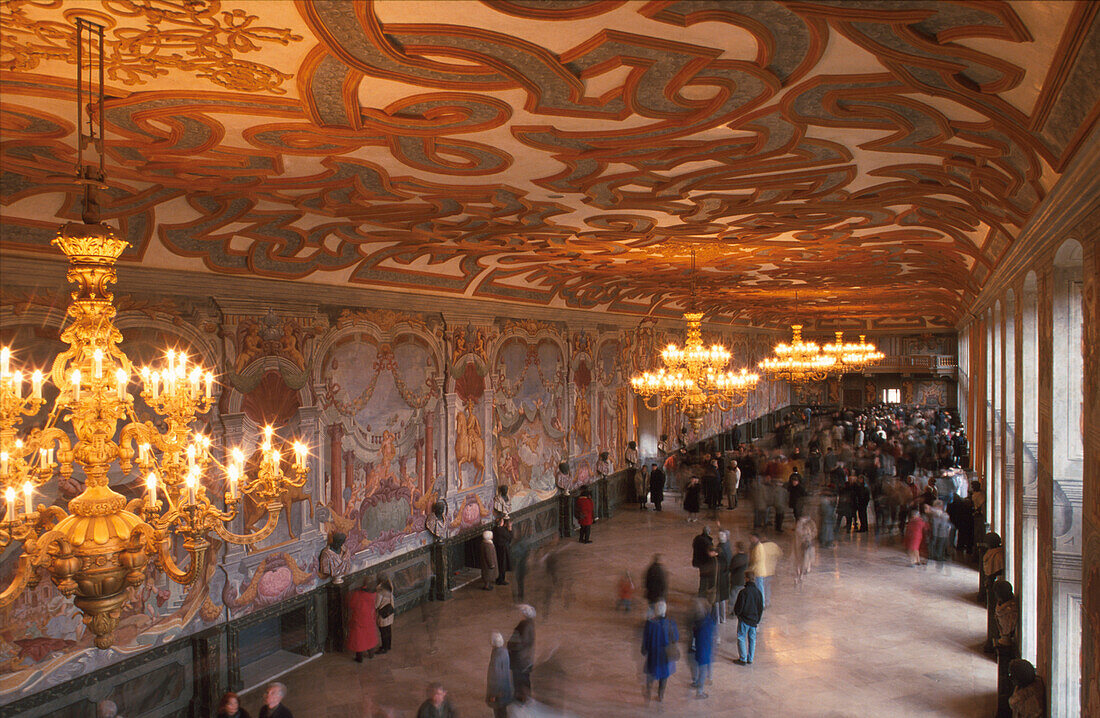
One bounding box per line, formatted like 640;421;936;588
1079;234;1099;716
1036;267;1054;698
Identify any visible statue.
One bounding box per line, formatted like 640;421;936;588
556;461;573;538
426;501;450;601
982;532;1005;653
994;579;1020;718
319;532;350;584
595;451;614;518
1008;659;1045;718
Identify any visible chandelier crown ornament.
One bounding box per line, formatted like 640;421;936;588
0;21;310;650
630;252;760;430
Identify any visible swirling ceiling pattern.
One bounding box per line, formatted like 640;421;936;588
1;0;1098;330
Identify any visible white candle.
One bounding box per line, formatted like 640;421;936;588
116;368;127;401
231;447;244;467
187;444;196;468
185;470;196;505
93;348;103;379
31;370;43;400
11;371;22;399
0;451;8;477
40;448;48;470
150;371;160;399
294;442;306;468
271;450;280;472
189;368;200;399
204;371;213;400
139;443;150;463
167;350;175;375
71;369;81;401
0;347;8;376
146;472;157;507
178;352;187;374
227;463;239;499
23;482;32;513
5;487;14;521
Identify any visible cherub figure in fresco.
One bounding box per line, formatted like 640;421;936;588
279;323;306;370
452;328;468;365
236;321;263;373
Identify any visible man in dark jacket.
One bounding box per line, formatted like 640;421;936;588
649;463;665;511
644;553;668;614
733;572;764;665
691;525;718;598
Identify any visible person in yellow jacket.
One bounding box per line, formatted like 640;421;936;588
748;532;782;607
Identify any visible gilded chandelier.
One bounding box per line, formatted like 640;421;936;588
823;331;884;371
630;254;759;430
0;20;310;649
758;324;837;384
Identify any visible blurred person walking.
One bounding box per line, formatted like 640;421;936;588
641;600;679;704
486;631;513;718
508;604;537;703
689;598;718;698
644;554;668;616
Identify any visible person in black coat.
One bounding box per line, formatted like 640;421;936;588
852;476;871;533
787;472;807;520
493;518;512;585
683;476;703;521
644;553;668;613
649;463;665;511
691;526;717;598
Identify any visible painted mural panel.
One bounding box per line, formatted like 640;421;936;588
492;324;567;509
317;317;444;561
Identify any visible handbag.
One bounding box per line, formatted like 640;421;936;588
663;619;680;662
378;602;394;619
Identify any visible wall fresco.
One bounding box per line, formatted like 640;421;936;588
0;289;790;705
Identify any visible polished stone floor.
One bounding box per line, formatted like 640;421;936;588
262;502;996;717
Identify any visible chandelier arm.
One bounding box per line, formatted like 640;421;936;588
138;525;207;586
0;529;68;608
212;503;283;545
642;394;664;411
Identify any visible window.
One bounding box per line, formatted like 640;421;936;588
882;388;900;404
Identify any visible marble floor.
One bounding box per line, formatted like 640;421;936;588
263;503;996;717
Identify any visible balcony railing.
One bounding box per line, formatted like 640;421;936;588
859;354;957;375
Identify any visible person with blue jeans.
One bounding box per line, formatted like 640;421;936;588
733;571;764;665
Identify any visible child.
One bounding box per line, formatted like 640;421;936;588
617;571;635;613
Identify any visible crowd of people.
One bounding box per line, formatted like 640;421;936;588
623;404;983;706
209;403;979;716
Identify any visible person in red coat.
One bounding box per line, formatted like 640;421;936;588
904;509;928;567
347;577;380;662
576;487;595;544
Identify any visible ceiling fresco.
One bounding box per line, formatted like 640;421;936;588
1;0;1098;329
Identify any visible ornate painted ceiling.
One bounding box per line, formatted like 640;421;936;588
1;0;1098;330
